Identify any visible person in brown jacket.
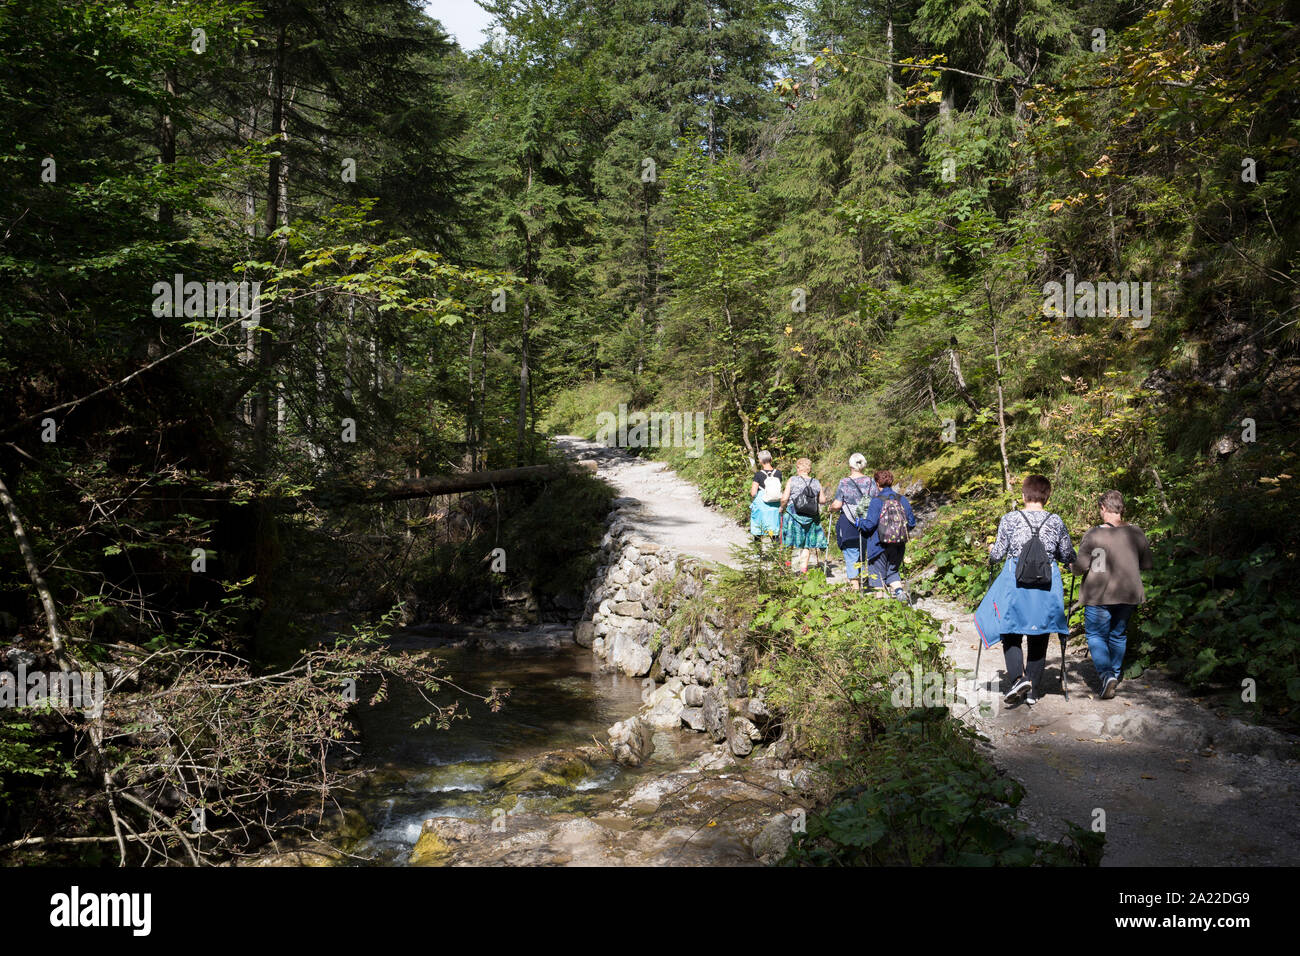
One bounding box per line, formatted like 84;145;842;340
1073;490;1154;699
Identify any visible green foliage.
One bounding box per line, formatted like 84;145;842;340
785;725;1105;866
722;553;1100;866
908;496;1013;603
1134;540;1300;708
539;381;632;438
0;713;75;804
745;567;947;756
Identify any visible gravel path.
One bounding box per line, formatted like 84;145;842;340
555;435;751;567
918;596;1300;866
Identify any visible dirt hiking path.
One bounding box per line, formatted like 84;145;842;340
918;597;1300;865
555;435;750;567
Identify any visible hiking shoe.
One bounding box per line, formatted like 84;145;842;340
1003;677;1032;705
1101;676;1118;700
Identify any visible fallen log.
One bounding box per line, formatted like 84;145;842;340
326;461;598;503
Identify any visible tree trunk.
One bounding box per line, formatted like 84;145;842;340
0;471;70;669
885;9;894;167
517;296;530;466
473;323;483;468
254;23;288;467
986;281;1013;492
479;322;489;471
946;347;980;412
159;69;176;228
706;5;716;158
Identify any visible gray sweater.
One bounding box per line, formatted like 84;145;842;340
1072;523;1153;606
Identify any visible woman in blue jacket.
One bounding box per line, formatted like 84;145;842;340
984;474;1077;706
856;470;916;602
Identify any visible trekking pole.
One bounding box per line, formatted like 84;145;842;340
857;514;865;600
1060;567;1076;698
778;510;785;571
974;560;997;698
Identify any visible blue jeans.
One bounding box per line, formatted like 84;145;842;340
841;545;863;579
1084;604;1135;683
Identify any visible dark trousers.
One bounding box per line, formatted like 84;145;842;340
1002;633;1048;687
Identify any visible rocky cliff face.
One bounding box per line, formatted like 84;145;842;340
580;497;784;761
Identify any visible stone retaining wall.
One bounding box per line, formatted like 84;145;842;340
577;497;781;759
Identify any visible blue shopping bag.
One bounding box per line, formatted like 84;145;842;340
974;565;1011;649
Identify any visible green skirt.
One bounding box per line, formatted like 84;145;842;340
783;511;828;549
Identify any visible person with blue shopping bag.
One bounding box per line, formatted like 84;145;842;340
978;474;1077;706
748;450;783;549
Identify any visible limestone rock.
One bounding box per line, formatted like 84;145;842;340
608;715;656;766
614;601;646;619
680;707;707;732
702;689;727;741
728;717;761;757
611;630;653;677
751;812;796;861
646;697;684;730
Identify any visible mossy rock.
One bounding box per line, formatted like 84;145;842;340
328;806;372;846
535;751;593;783
409;829;453;867
507;768;572;791
485;751;593;792
910;445;979;494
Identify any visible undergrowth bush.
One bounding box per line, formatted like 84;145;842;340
785;724;1104;866
537;381;630;438
715;557;1101;866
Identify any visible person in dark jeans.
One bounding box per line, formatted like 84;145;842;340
1073;490;1153;699
857;469;916;602
829;454;877;591
988;474;1077;705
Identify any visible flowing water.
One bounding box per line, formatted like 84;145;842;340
347;634;712;865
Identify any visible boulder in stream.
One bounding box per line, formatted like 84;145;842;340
409;824;453;867
608;715;655;766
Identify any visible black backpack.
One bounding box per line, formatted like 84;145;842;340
1014;512;1053;589
793;478;820;518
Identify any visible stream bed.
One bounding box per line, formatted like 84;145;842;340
347;632;719;865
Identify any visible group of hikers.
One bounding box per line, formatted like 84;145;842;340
748;454;1153;704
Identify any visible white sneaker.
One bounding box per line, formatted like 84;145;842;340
1003;677;1032;705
